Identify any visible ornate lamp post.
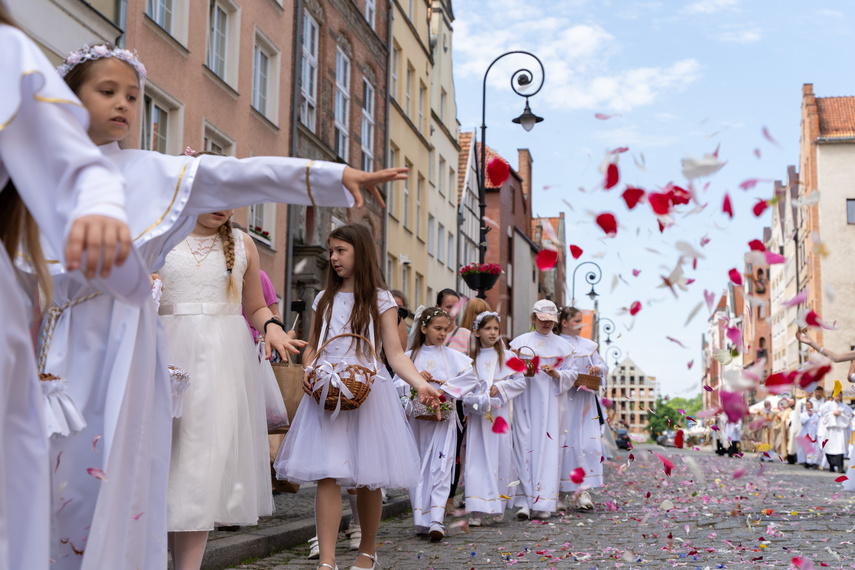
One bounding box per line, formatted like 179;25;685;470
599;317;616;346
607;345;623;368
475;51;545;298
571;261;602;305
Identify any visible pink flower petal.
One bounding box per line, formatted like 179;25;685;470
764;251;786;264
569;245;583;259
720;390;749;422
621;187;646;210
655;453;673;476
491;416;509;434
722;192;733;218
753;199;769;216
748;239;765;251
629;301;642;316
86;467;109;482
570;467;585;484
506;357;526;373
728;268;742;286
784;289;808;307
91;434;101;452
595;213;618;237
632;268;641;277
605;163;620;190
536;249;558;271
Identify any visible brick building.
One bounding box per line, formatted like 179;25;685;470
531;213;567;306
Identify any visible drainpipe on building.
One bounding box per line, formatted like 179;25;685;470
382;0;393;280
284;0;304;335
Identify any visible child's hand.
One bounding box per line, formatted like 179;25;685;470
342;166;408;209
588;365;601;376
65;214;133;279
489;385;500;398
149;273;161;285
540;364;560;379
302;370;313;395
416;382;442;420
265;325;308;359
420;370;433;382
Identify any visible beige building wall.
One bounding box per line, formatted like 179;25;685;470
17;0;295;306
426;0;460;299
386;0;431;308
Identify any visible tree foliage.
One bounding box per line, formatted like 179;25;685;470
645;394;701;438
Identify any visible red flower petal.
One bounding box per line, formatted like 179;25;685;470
835;475;848;483
648;192;672;216
622;187;646;210
629;301;642;316
569;245;583;259
753;200;769;217
570;467;585;484
632;269;641;277
86;467;109;482
728;268;742;286
722;192;733;218
596;212;618;237
536;249;558;271
531;356;540;370
748;239;765;252
491;416;509;434
506;357;526;373
486;157;510;187
605;163;619;190
667;184;691;205
655;452;673;476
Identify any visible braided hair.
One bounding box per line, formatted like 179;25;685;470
217;217;239;302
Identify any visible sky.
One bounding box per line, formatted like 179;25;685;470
450;0;855;398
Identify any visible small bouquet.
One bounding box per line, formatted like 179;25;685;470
410;387;454;421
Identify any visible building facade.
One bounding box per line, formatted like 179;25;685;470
532;214;567;306
456;131;479;299
604;357;657;435
742;233;772;402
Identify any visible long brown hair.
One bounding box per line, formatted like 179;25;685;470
459;297;490;332
409;307;449;363
555;305;581;335
469;312;505;367
309;223;386;358
1;10;52;299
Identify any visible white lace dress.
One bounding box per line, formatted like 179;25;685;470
158;231;272;530
274;290;420;489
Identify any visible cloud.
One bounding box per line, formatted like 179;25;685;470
454;8;702;113
592;125;679;148
716;25;762;43
680;0;740;14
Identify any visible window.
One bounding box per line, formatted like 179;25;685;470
428;215;435;256
440;88;447;122
438;222;445;263
418;84;425;133
147;0;173;31
386;256;395;288
387;147;397;217
448;169;455;203
141;95;169;153
300;12;319;131
402;265;409;298
248;203;276;246
415;273;421;308
252;44;269;115
402;161;411;228
365;0;375;29
447;231;454;269
407;0;414;20
361;79;375;172
207;2;228;78
416;177;423;237
335;48;351;161
848;199;855;224
203;121;235;156
405;66;413;119
390;45;399;101
429;149;435;183
438;157;446;196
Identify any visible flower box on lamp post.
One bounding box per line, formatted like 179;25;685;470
459;262;502;293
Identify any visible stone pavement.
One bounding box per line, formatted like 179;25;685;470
225;445;855;569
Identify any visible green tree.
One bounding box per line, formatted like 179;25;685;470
666;393;703;417
646;396;684;439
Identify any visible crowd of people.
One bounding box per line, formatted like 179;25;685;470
1;9;619;569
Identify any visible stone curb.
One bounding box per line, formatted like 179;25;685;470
200;496;411;570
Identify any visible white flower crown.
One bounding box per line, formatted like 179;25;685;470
57;44;147;89
472;311;500;331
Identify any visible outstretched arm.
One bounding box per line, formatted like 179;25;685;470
796;330;855;363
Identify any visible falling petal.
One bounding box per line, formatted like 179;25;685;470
131;512;145;521
486;157;510;187
492;416;509;434
629;301;642;316
704;290;716;312
754;148;761;158
595;213;618;237
833;379;843;398
506;357;526;372
720;390;749;422
536;249;558;271
482;215;500;228
687;360;694;369
748;239;765;251
733;468;745;479
86;467;109;482
55;451;62;473
449;519;471;534
655;453;674;476
570;467;585;484
728;268;743;286
836;475;848;483
605;163;620;189
91;434;101;452
681;154;726;179
784;289;808;307
569;245;583;259
753;199;769;216
666;336;686;348
621;186;646;210
595;112;620;120
632;268;641;277
722;193;733;218
762;126;780;147
805;309;837;330
764;251;786;264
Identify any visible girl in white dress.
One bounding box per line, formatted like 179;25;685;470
275;224;441;570
556;306;609;511
0;8;148;568
158;212;295;569
399;306;478;541
509;300;577;520
462;311;526;526
798;400;820;467
50;45;404;570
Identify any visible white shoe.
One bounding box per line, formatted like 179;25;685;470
577;490;594;511
348;552;376;570
317;564;338;570
516;506;530;520
534;510;551;519
349;528;362;551
308;536;320;559
381;488;388;503
429;522;445;542
492;512;504;524
468;515;482;527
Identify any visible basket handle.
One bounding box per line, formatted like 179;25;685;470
513;345;536;359
311;332;379;367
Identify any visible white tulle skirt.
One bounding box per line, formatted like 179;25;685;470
274;369;419;489
162;313;273;531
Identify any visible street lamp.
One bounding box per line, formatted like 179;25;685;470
599;317;616;346
607;345;623;368
571;261;602;306
476;51;545;299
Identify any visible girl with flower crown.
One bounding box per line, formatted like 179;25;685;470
0;5;150;569
275;224;441;570
48;44;405;570
509;299;577;521
556;305;609;511
396;306;477;542
461;311;526;526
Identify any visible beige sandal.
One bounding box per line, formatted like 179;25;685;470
349;552;377;570
318;564;338;570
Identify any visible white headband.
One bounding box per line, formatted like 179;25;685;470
57;44;147;89
472;311;500;331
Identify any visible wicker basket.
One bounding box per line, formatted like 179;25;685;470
309;333;376;412
411;381;453;421
575;373;601;390
514;346;538;377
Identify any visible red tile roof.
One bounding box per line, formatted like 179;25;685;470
457;131;472;203
816;96;855;138
531;216;562;245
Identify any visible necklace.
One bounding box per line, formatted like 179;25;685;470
186;235;219;267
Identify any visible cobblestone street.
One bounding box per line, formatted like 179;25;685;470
230;445;855;569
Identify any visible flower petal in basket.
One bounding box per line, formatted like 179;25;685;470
40;374;87;438
169;365;191;418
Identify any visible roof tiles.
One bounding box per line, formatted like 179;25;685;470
816;96;855;138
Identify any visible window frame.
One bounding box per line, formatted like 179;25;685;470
300;11;319;132
248;203;276;248
437;222;445;263
334;47;351;162
447;230;454;269
438;156;445;196
140;94;169;154
402;160;411;228
387;147;397;218
390;45;399;102
427;215;435;256
361;78;375;172
416;176;423;238
847;199;855;224
252;43;270;116
405;66;413;119
365;0;376;29
207;1;228;78
146;0;173;32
